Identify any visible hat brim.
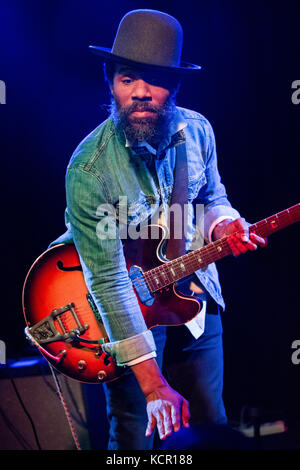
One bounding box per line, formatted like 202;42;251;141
89;45;201;74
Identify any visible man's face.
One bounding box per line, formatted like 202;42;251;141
110;64;178;146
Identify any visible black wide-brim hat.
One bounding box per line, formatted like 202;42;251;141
89;9;201;75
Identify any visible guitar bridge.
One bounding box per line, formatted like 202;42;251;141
27;302;88;345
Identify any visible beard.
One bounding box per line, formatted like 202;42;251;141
110;94;177;147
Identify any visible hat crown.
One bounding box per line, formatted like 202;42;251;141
112;9;183;68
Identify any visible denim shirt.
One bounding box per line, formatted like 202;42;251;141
51;107;240;366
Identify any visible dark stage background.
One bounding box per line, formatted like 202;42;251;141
0;0;299;446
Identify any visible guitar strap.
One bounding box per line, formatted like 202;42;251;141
165;142;209;334
165;141;188;260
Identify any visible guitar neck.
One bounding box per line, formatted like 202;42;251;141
145;203;300;293
249;204;300;238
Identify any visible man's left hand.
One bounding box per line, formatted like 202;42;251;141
213;217;267;256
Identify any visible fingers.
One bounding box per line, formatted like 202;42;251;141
145;412;156;438
146;404;177;440
227;232;257;256
145;406;170;441
171;401;181;432
145;395;190;441
227;227;268;256
181;398;191;428
250;232;268;247
163;406;174;437
154;409;169;440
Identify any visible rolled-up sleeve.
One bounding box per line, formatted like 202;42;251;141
66;166;156;366
102;331;157;366
195;120;240;240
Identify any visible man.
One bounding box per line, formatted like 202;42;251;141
53;10;266;449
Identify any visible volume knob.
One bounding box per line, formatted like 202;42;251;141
97;370;107;381
78;360;87;371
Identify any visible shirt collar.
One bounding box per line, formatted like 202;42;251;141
125;107;187;158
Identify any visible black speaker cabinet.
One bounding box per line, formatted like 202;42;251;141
0;356;109;450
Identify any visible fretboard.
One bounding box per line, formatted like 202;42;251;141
144;203;300;293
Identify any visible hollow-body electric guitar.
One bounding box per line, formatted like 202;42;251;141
22;204;300;383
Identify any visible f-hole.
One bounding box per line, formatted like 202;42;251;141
56;260;82;271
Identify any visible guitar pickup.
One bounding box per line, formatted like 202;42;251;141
129;266;154;306
27;302;88;345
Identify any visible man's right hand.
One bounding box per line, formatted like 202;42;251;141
145;384;190;440
131;357;190;441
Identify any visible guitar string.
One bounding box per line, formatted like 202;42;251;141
141;237;230;292
146;207;297;283
55;303;107;346
143;212;288;291
141;208;299;292
143;240;231;292
55;302;99;342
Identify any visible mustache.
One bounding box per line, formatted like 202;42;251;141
122;102;159;114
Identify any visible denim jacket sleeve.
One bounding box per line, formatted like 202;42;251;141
66;166;156;366
194;119;240;241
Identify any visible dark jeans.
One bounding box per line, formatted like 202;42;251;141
103;310;227;450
